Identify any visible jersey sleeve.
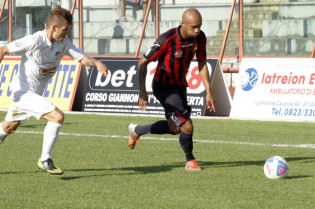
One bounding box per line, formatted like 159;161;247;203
65;37;84;61
196;31;207;62
6;35;37;54
143;33;168;61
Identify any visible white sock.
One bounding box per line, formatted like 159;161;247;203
0;122;9;143
40;121;62;161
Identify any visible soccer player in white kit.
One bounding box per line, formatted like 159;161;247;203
0;7;108;175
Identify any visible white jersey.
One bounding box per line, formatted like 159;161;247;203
7;30;84;97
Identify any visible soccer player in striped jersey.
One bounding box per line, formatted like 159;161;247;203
128;8;216;171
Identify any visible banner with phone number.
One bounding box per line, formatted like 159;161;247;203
0;56;81;111
230;58;315;121
82;58;217;116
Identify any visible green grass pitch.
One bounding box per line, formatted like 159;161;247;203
0;112;314;209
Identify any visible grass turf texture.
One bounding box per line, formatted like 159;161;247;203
0;112;314;209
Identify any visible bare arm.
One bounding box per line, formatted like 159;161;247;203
198;61;216;112
138;56;150;110
0;45;10;64
80;55;108;76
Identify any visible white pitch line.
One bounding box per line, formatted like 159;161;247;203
15;130;315;149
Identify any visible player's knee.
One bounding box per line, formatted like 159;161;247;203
54;108;65;123
180;119;194;135
44;109;64;124
2;121;20;134
55;111;64;124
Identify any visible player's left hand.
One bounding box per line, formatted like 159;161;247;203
206;93;216;112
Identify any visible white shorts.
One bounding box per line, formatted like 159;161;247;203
5;91;56;122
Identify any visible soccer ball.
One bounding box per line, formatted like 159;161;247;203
263;156;288;179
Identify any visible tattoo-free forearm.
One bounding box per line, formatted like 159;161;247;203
138;62;148;92
199;61;212;94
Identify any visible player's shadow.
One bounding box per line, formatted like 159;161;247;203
58;163;184;180
113;163;182;173
55;156;315;181
0;156;313;180
39;157;313;180
0;157;315;180
0;157;306;180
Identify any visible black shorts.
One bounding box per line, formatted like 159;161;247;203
153;82;191;126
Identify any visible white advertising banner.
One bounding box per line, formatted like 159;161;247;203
230;58;315;122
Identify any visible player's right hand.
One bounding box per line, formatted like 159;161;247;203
138;91;148;110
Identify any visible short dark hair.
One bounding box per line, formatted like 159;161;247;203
46;7;73;28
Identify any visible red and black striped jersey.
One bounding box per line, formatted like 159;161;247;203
143;26;207;87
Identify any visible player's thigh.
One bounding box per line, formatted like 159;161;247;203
163;92;191;126
153;85;191;131
10;92;57;121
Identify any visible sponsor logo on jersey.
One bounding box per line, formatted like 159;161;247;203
40;66;57;76
181;43;194;48
174;51;183;57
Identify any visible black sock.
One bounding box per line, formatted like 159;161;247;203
135;120;172;136
179;132;195;162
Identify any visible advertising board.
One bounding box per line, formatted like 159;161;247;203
230;58;315;121
82;58;229;116
0;56;81;111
